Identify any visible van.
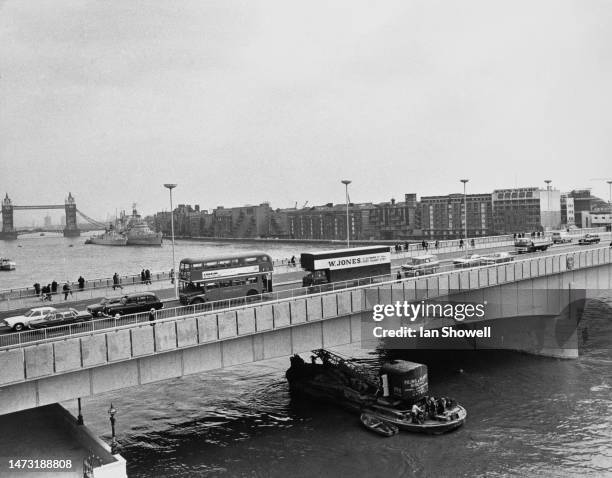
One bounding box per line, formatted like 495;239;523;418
551;232;572;244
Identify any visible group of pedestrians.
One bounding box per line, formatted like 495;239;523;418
513;232;542;239
393;242;411;252
33;280;75;301
140;269;152;285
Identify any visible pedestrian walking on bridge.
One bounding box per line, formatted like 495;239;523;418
62;282;72;300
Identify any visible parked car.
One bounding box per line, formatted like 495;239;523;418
28;308;93;329
579;234;600;245
87;296;125;317
103;292;163;317
401;254;440;277
0;306;57;332
452;254;483;268
480;252;514;265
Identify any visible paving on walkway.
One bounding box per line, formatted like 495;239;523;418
0;404;118;478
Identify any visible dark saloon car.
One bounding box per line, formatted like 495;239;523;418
28;308;93;329
103;292;163;317
87;296;125;317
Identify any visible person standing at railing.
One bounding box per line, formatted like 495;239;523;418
145;269;152;285
112;273;123;290
170;268;175;284
33;282;41;297
140;269;146;284
78;276;85;290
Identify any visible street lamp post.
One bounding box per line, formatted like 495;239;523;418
163;183;178;299
544;180;552;232
341;180;351;247
608;180;612;231
460;179;469;256
108;403;118;455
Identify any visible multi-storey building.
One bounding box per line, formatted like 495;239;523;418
154;203;289;238
491;187;561;233
420;193;493;238
560;194;575;227
287;203;371;241
286;193;420;241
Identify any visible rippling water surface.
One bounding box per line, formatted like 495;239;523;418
63;296;612;478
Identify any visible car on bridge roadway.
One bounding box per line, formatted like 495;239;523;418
27;308;93;329
0;306;57;332
102;292;163;317
452;254;484;268
87;296;126;317
480;252;514;265
578;234;600;245
401;254;440;277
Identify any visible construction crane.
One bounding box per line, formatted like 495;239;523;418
302;201;309;208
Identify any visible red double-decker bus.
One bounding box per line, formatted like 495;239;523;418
178;252;273;305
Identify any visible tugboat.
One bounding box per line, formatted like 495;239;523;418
286;349;467;434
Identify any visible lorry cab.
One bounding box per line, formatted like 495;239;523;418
302;269;329;287
551;232;572;244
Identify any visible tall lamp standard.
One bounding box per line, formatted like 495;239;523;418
341;180;352;247
608;180;612;231
163;183;178;299
460;179;469;257
544;180;552;231
108;403;118;455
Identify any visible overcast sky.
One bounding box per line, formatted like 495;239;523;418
1;0;611;222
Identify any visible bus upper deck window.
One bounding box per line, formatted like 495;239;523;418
260;256;269;262
231;259;239;265
204;262;217;269
245;257;257;264
219;260;231;268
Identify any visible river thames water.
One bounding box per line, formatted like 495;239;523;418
4;235;612;476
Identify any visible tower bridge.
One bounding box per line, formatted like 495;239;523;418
1;193;86;239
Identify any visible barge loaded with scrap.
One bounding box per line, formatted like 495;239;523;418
286;349;466;434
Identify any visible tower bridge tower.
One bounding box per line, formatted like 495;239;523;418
1;194;17;240
63;192;80;237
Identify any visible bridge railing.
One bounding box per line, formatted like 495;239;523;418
1;243;611;351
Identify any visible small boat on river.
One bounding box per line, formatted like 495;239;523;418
286;349;466;435
360;412;398;437
0;257;16;271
